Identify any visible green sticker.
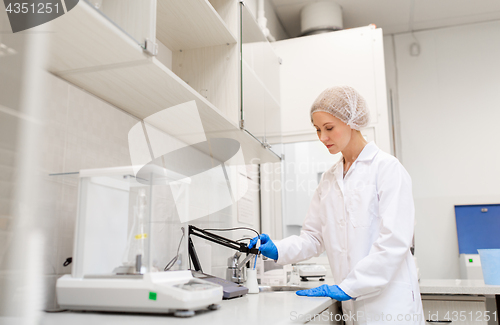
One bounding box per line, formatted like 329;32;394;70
149;292;157;301
469;259;473;263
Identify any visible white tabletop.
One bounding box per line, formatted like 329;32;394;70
14;278;500;325
40;280;336;325
419;279;500;295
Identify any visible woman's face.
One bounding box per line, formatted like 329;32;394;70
312;111;352;154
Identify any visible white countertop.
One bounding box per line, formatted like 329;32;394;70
419;279;500;295
40;279;337;325
41;293;333;325
36;278;500;325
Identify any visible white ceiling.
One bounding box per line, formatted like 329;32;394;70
271;0;500;37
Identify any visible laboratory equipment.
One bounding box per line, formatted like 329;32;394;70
477;249;500;285
226;252;251;284
455;204;500;280
191;271;248;299
288;265;301;286
56;167;223;316
459;254;483;280
188;225;259;298
248;233;278;260
245;269;259;294
257;258;292;286
115;188;148;275
298;264;327;281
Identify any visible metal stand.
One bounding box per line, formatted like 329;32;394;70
187;225;259;272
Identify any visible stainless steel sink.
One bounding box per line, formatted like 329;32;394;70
258;285;309;292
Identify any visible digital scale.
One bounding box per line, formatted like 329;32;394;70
298;264;327;281
57;271;222;316
56;167;223;316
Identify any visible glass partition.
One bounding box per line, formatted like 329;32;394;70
51;168;188;278
282;140;341;237
240;3;282;159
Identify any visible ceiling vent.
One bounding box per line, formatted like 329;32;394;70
300;1;343;36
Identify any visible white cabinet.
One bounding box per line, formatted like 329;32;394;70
422;295;489;325
272;26;391;154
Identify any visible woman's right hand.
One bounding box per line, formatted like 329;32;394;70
248;234;278;260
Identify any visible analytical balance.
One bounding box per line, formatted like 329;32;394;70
56;166;223;316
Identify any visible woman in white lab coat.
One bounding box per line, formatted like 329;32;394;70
249;86;424;325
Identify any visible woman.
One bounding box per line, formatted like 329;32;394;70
249;86;424;324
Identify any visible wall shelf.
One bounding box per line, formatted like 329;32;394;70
156;0;237;51
46;0;148;73
46;0;279;164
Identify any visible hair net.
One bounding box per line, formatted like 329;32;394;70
310;86;369;130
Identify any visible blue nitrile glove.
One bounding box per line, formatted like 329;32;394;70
296;284;352;301
248;234;278;260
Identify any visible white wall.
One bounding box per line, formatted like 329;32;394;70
390;20;500;279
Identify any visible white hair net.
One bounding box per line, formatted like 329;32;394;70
310;86;370;130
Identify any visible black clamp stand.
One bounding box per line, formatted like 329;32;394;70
188;225;260;273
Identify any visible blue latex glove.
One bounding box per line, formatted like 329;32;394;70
248;234;278;260
296;284;352;301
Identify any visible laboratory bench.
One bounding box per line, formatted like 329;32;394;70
419;279;500;295
419;279;500;325
38;278;500;325
40;279;341;325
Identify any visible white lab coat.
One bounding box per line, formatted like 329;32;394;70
275;142;424;325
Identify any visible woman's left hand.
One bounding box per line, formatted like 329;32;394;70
296;284;352;301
